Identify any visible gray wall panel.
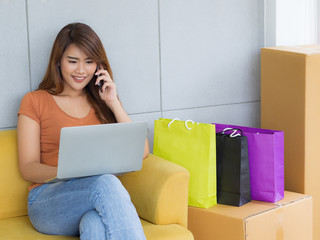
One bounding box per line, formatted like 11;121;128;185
0;0;30;128
129;112;162;153
160;0;264;110
0;0;263;134
162;102;261;128
27;0;160;114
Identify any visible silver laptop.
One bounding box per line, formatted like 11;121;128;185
47;122;148;182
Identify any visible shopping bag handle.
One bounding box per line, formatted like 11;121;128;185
221;128;243;138
168;118;181;127
168;118;199;130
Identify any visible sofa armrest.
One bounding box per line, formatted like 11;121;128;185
118;154;189;228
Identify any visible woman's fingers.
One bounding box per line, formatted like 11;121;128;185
95;69;112;84
101;79;116;92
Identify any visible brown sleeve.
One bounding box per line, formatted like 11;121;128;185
18;92;40;124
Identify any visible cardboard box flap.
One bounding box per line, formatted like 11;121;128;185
264;45;320;56
272;191;312;207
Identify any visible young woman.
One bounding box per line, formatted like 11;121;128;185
17;22;149;239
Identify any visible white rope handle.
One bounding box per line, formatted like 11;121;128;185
167;118;199;130
168;118;181;127
222;128;241;138
185;120;194;130
231;132;241;138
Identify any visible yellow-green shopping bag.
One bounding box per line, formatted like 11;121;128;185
153;118;217;208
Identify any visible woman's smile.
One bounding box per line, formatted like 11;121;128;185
72;75;88;83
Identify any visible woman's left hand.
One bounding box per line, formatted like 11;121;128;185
95;67;118;107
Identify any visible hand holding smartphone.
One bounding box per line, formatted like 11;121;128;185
94;64;119;106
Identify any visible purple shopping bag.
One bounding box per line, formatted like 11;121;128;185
213;123;284;203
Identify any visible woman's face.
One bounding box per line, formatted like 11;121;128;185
60;43;97;94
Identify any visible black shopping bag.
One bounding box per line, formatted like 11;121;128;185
216;128;251;207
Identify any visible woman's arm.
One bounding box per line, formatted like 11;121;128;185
17;115;57;183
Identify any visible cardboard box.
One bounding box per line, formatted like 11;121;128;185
188;191;312;240
261;45;320;239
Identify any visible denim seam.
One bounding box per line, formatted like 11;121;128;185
92;190;139;238
93;191;111;239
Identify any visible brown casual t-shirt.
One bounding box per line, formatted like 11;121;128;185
18;90;101;190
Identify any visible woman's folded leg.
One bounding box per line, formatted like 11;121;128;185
28;174;145;239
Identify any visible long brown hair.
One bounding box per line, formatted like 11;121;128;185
38;22;116;124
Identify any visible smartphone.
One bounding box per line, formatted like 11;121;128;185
95;66;104;93
97;78;104;93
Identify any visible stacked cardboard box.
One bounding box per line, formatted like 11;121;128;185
261;45;320;239
188;191;312;240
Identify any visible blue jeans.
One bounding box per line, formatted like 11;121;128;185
28;174;146;240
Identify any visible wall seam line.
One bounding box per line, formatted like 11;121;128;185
25;0;32;92
157;0;163;118
162;100;261;113
0;127;17;130
126;100;261;115
264;0;267;47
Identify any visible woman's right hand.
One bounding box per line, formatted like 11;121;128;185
94;66;119;108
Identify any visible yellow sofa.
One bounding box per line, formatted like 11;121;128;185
0;129;194;240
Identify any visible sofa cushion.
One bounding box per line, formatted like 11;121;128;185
0;130;30;220
119;154;190;227
0;216;77;240
141;219;194;240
